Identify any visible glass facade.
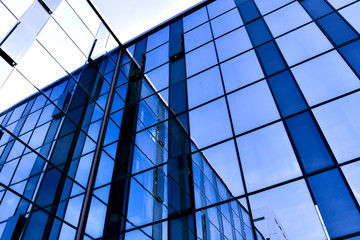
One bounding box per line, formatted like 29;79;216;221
0;0;360;239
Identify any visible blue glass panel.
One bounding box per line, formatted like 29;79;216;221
189;98;232;149
268;70;307;117
63;195;84;226
184;23;212;52
220;50;264;93
20;110;41;135
237;122;301;192
327;0;357;9
291;50;360;106
339;39;360;76
183;7;208;32
286;112;334;173
145;63;169;92
207;0;236;19
340;2;360;34
144;43;169;73
95;152;114;187
300;0;333;19
201;140;244;196
318;12;358;46
254;0;292;15
146;26;169;52
342;161;360;205
85;197;107;238
313;92;360;163
103;119;119;145
185;42;218;77
215;27;252;62
228;80;280;134
308;169;360;238
238;1;260;23
250;180;327;240
211;9;243;38
264;2;312;37
11;152;37;183
170;58;186;84
256;41;286;76
187;66;224;109
276;23;332;66
246;18;272;46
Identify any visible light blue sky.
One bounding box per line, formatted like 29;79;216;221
92;0;203;43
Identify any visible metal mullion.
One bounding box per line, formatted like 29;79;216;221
75;47;123;240
85;0;122;47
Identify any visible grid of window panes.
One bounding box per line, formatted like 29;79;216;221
0;0;120;239
1;0;360;239
118;0;360;239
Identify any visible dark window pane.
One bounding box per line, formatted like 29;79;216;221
268;70;307;117
318;12;358;46
300;0;333;19
339;39;360;76
308;169;360;238
246;18;272;46
238;1;260;23
286;112;334;173
256;41;286;76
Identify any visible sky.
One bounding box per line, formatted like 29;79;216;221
92;0;203;43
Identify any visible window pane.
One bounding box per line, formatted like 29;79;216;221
342;161;360;205
210;9;243;38
220;50;264;93
300;0;333;19
308;169;360;238
207;0;236;19
264;2;312;37
187;66;224;109
276;23;333;66
145;43;169;73
185;42;218;77
256;41;286;76
318;12;358;46
313;92;360;163
183;7;208;32
327;0;357;9
254;0;292;15
184;23;212;52
215;27;252;62
250;180;327;240
246;18;272;47
339;39;360;76
238;0;260;23
146;26;169;52
189;98;232;149
228;80;280;134
145;63;169;92
237;122;301;192
340;2;360;34
291;50;360;106
286;112;334;173
196;140;244;197
267;70;307;117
